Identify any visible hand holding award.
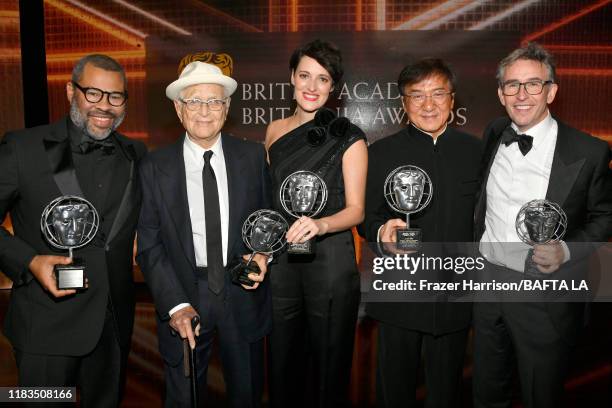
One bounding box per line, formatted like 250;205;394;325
231;209;288;287
279;170;328;254
384;165;432;251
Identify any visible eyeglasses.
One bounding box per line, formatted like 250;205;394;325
72;81;128;107
180;98;228;112
403;91;453;107
501;80;553;96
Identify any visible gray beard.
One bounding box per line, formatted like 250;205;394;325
69;100;125;140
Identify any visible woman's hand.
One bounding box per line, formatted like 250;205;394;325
286;216;329;243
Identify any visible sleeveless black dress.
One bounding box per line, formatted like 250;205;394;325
267;109;366;408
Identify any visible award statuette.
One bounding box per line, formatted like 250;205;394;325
231;209;289;286
384;165;433;251
279;170;328;254
40;196;99;290
515;199;567;276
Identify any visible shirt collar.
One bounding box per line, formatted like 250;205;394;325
408;122;447;144
183;132;223;170
511;111;554;152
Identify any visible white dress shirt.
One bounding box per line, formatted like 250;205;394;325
480;112;568;272
170;133;230;316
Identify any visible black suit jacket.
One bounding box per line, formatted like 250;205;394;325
475;116;612;339
0;117;147;355
360;125;482;334
136;133;272;364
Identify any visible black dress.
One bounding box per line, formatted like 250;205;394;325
267;110;365;408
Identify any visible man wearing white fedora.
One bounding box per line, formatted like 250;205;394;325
137;61;272;407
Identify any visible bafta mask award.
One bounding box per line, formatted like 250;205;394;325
384;165;433;251
515;199;567;276
231;209;288;286
40;195;100;290
279;170;328;254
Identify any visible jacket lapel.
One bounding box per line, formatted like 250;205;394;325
43;118;84;197
545;121;585;206
474;118;509;238
221;134;247;261
157;137;197;268
105;141;138;247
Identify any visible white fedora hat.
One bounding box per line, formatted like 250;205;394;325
165;61;237;100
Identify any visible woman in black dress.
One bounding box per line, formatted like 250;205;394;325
264;39;368;407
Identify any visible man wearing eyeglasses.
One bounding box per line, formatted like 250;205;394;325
137;61;271;407
0;54;147;406
361;58;482;407
473;42;612;407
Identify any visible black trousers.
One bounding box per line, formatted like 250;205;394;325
268;231;360;408
163;277;265;408
14;306;122;408
375;321;468;408
472;301;573;408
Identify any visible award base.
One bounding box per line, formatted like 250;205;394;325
54;258;86;290
396;229;421;251
287;239;315;255
230;260;261;287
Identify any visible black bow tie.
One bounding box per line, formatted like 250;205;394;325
79;137;115;155
501;127;533;156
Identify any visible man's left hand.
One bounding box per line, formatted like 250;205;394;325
532;242;565;274
241;253;268;290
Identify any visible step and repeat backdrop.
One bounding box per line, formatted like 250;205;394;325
144;31;516;144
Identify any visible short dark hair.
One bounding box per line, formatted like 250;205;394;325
71;54;127;88
496;42;556;85
289;39;343;85
397;58;457;95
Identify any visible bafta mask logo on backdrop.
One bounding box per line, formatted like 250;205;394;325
177;51;234;77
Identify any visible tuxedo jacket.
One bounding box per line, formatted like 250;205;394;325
475;116;612;339
0;117;147;355
361;125;482;335
136;133;272;365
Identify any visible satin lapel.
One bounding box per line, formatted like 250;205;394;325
475;127;505;230
545;126;585;207
105;142;137;247
222;135;247;261
158;138;197;268
43;120;84;197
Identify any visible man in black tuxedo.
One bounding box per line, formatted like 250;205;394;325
0;54;147;406
361;59;482;407
473;42;612;408
137;61;271;407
